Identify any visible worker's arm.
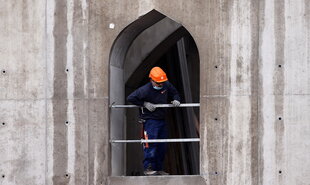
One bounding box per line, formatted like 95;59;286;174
127;88;145;106
127;87;156;112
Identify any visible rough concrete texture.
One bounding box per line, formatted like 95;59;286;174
0;0;309;185
108;175;206;185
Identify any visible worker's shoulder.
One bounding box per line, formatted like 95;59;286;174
138;82;152;92
164;81;175;88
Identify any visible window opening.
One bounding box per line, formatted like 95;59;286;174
109;10;200;176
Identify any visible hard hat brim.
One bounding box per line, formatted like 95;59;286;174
152;78;168;83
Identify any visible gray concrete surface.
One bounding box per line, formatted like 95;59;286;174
0;0;309;185
108;175;207;185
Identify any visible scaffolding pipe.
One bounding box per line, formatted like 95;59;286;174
111;103;200;108
110;138;200;143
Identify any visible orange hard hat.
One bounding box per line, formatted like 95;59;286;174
149;67;168;83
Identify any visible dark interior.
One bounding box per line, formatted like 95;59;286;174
125;30;200;175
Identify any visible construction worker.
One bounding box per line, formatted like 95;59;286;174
127;66;181;176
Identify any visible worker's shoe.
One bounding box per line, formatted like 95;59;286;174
144;169;158;176
144;165;158;176
157;171;169;175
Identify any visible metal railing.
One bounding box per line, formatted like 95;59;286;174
110;103;200;144
111;103;200;108
110;138;200;143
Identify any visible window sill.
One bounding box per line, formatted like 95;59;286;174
108;175;207;185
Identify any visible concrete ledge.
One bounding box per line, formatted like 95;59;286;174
108;175;207;185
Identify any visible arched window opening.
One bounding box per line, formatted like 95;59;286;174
109;9;200;176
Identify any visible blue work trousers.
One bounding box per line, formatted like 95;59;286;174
143;119;168;171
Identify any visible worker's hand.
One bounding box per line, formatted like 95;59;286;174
143;102;156;112
171;100;180;107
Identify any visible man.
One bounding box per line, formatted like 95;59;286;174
127;66;181;176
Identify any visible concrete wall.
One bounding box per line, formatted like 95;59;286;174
0;0;309;185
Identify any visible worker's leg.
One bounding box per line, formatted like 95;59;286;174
143;119;160;170
155;120;167;171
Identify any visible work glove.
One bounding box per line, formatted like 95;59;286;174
143;102;156;112
171;100;181;107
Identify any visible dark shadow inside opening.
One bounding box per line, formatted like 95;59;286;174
125;31;200;176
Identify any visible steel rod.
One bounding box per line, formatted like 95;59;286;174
111;103;200;108
110;138;200;143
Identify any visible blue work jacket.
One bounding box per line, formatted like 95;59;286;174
127;81;181;120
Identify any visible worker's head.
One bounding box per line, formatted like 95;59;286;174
149;67;168;90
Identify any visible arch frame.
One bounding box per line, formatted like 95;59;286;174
108;9;203;179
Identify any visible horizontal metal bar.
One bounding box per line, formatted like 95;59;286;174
110;138;200;143
111;103;200;108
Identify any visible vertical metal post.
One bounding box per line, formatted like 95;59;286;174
177;38;199;174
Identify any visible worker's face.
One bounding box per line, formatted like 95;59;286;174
151;80;163;88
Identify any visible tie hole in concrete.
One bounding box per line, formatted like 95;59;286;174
278;117;282;120
2;122;5;126
2;175;5;178
109;23;115;29
2;70;6;74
